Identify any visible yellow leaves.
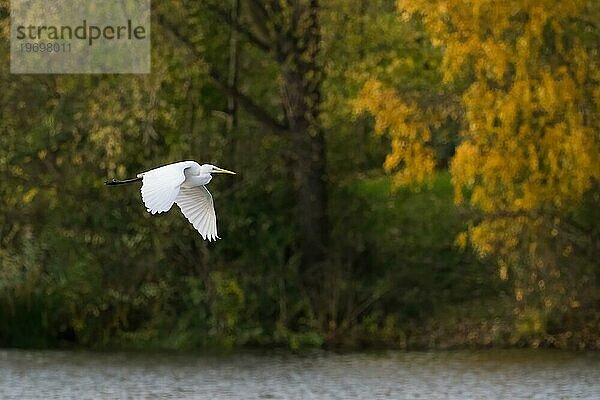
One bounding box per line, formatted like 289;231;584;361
498;260;509;281
468;217;525;257
538;69;577;118
391;142;436;186
90;126;122;159
527;6;549;38
355;79;436;185
454;231;468;250
355;80;415;135
360;2;599;317
482;40;510;80
22;188;38;204
450;142;478;204
515;288;524;302
442;4;598;223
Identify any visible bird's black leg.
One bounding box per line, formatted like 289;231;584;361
104;177;142;186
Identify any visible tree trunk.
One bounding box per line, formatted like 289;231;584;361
227;0;240;132
277;0;327;270
161;0;329;269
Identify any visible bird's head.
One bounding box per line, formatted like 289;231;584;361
201;164;237;175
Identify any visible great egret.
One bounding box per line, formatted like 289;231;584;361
105;161;236;241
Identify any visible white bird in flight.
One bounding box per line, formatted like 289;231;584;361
105;161;236;241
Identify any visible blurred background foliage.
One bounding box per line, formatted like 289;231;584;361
0;0;598;350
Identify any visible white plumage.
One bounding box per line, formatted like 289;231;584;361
107;161;236;241
139;161;191;215
176;185;218;241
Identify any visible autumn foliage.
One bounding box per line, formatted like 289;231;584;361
356;0;600;334
1;0;599;350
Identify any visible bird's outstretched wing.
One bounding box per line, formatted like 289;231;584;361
175;185;219;241
140;162;190;214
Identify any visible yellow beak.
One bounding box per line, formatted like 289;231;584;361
216;167;236;175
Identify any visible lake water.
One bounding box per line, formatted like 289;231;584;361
1;349;598;399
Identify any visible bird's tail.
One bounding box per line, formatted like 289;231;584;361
105;177;142;186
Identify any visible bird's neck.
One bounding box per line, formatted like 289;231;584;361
183;174;212;188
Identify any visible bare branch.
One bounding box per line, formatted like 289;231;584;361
155;14;288;133
208;64;288;132
205;3;271;52
246;0;271;32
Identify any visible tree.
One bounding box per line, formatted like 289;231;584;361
356;0;600;331
157;0;328;271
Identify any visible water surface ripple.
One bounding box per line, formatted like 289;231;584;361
1;349;598;399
